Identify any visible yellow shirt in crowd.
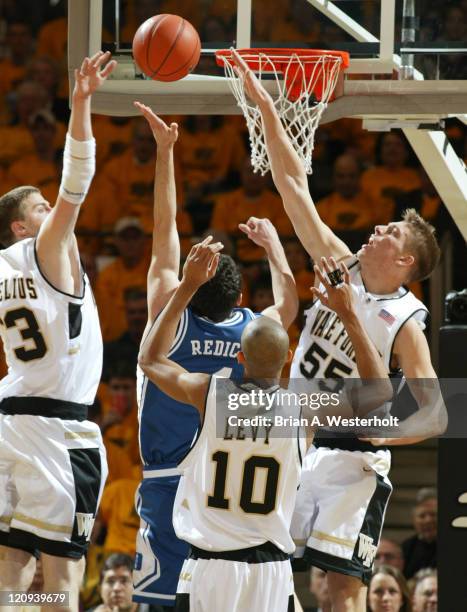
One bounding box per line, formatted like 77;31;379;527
211;188;294;261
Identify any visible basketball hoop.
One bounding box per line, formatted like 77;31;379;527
216;49;350;175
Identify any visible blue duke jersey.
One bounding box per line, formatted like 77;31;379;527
137;307;258;469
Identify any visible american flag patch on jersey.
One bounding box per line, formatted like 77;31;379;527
378;308;395;325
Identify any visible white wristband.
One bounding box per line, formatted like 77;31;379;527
59;133;96;205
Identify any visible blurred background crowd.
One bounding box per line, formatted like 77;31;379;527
1;0;464;609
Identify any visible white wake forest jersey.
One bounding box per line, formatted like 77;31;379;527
0;238;102;404
173;377;305;554
291;257;428;380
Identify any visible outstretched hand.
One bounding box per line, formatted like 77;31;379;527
238;217;279;250
182;236;223;290
73;51;116;100
312;257;355;320
134;101;179;146
230;48;272;107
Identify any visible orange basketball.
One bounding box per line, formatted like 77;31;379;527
132;14;201;82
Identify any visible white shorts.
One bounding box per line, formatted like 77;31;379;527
0;411;107;558
291;445;392;584
175;547;294;612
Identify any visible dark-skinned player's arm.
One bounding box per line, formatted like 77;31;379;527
138;238;223;416
134;102;181;328
36;52;116;295
239;217;298;329
230;49;351;263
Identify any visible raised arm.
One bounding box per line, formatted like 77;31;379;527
138;238;223;414
239;217;298;329
36;52;116;294
231;49;351;263
134;102;181;323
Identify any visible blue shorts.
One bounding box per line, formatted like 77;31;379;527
132;468;189;607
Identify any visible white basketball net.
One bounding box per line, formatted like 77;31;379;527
219;51;344;175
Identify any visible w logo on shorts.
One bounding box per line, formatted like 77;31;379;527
76;512;95;540
357;534;377;568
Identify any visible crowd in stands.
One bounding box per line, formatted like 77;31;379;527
0;1;463;609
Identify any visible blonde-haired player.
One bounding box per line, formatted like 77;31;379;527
230;49;445;612
0;52;115;611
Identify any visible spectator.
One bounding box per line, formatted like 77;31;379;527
98;466;141;558
211;159;294;262
418;4;467;79
0;80;51;166
316;154;376;252
26;56;69;123
83;118;184;234
94;217;149;342
199;0;237;32
314;118;377;169
199;14;232;42
0;21;33;101
36;7;67;63
92;553;138;612
395;168;444;230
121;0;174;40
308;566;331;612
4;109;60;204
270;0;321;44
412;568;437;612
103;287;148;380
35;2;70;100
92;115;133;166
179;115;245;200
283;238;314;304
249;272;274;312
252;0;288;39
402;488;437;579
1;0;53;34
367;565;412;612
442;3;467;42
100;362;139;463
88;396;137;485
376;538;405;573
361;131;421;224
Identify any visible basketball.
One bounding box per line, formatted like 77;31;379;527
132;14;201;82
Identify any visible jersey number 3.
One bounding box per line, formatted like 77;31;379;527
208;451;279;515
4;307;47;362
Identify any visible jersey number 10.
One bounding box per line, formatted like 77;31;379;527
207;450;279;515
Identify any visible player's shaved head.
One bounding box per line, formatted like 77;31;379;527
240;317;290;377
